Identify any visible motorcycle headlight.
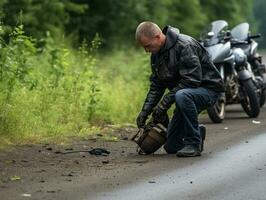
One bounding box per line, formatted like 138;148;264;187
233;48;247;66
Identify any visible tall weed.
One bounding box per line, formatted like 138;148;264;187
96;49;151;124
0;25;101;143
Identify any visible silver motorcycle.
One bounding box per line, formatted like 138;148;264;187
230;22;266;107
200;20;260;123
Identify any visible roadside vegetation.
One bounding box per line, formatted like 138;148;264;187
0;25;151;146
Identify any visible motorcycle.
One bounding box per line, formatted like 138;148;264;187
200;20;260;123
230;22;266;107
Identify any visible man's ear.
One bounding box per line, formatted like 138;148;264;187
154;34;161;39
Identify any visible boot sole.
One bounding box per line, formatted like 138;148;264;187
176;151;201;157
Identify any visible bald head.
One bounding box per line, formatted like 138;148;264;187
135;21;162;42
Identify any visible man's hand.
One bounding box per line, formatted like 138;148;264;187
152;104;167;124
136;111;148;128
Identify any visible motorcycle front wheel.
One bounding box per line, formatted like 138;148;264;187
260;88;266;107
240;79;260;118
207;101;225;123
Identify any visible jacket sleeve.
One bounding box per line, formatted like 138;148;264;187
141;74;166;115
160;44;202;110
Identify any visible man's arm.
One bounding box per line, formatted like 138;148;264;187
141;74;166;115
136;74;165;128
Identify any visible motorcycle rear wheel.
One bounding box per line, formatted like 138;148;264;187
240;79;260;118
207;101;225;123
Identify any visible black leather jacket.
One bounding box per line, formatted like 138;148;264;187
141;26;224;115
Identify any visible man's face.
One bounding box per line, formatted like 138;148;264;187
138;35;162;54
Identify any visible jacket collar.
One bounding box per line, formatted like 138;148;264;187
159;26;180;54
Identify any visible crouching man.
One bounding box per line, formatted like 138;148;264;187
135;21;224;157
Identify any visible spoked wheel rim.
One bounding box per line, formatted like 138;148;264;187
213;101;225;117
242;94;251;112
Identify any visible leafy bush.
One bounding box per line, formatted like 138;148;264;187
0;25;101;143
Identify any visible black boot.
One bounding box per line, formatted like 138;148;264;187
176;125;206;157
176;144;201;157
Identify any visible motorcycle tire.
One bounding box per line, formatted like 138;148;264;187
260;88;266;107
240;79;260;118
207;101;225;123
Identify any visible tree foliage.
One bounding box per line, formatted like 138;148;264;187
0;0;87;38
0;0;255;48
253;0;266;47
200;0;253;26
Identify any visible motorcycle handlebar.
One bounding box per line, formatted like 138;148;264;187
230;38;248;45
249;34;261;39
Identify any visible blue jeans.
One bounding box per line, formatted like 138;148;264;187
164;87;219;154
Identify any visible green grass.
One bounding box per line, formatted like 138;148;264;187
96;48;150;124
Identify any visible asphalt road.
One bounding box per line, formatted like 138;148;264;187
86;105;266;200
92;130;266;200
1;104;266;200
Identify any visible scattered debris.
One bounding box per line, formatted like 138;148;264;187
54;150;62;154
87;138;97;142
35;169;46;173
62;148;110;156
46;147;53;151
135;160;148;164
252;120;261;124
10;175;21;181
47;190;55;193
21;193;31;197
102;160;109;164
122;137;129;140
89;148;110;156
62;171;77;177
148;180;156;183
74;160;80;164
42;144;49;147
67;173;74;177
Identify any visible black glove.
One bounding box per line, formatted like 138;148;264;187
136;111;148;128
152;104;168;126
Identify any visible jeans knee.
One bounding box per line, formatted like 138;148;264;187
175;91;190;108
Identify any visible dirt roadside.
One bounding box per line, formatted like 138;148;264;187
0;105;266;200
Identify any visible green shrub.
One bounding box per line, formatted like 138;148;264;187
0;25;101;143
